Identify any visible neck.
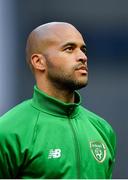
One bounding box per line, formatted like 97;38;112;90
37;81;75;103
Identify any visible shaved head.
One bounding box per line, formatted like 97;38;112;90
25;21;88;95
26;22;80;70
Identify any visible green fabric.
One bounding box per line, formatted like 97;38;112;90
0;86;116;179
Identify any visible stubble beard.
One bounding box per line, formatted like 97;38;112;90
47;70;88;91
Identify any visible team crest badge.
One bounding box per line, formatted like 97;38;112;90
90;141;106;163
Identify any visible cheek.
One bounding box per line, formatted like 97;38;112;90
46;56;64;69
46;52;74;73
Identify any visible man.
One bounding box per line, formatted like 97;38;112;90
0;22;116;178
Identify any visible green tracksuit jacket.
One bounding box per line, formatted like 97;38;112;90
0;86;116;179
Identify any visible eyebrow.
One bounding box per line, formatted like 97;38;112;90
61;42;87;49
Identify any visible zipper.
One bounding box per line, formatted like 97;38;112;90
68;117;81;179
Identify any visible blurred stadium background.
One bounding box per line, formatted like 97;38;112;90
0;0;128;178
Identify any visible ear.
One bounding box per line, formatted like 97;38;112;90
31;54;45;71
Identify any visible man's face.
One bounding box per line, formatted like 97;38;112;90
43;25;88;91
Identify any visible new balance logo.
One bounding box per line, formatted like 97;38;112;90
48;149;61;159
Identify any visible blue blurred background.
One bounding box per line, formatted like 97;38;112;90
0;0;128;178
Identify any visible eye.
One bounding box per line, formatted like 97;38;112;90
65;46;74;53
81;47;87;55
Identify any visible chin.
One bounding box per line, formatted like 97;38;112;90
69;80;88;90
75;82;88;90
75;78;88;89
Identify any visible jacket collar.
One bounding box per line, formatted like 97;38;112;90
32;86;81;117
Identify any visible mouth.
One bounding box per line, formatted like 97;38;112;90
75;65;88;74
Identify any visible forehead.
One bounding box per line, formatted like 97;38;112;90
44;25;85;47
54;25;84;44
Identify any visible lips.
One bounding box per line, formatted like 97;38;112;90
75;65;88;72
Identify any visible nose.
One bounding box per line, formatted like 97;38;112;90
76;50;87;64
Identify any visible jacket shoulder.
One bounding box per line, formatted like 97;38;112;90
79;106;114;131
0;99;39;135
79;106;116;147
